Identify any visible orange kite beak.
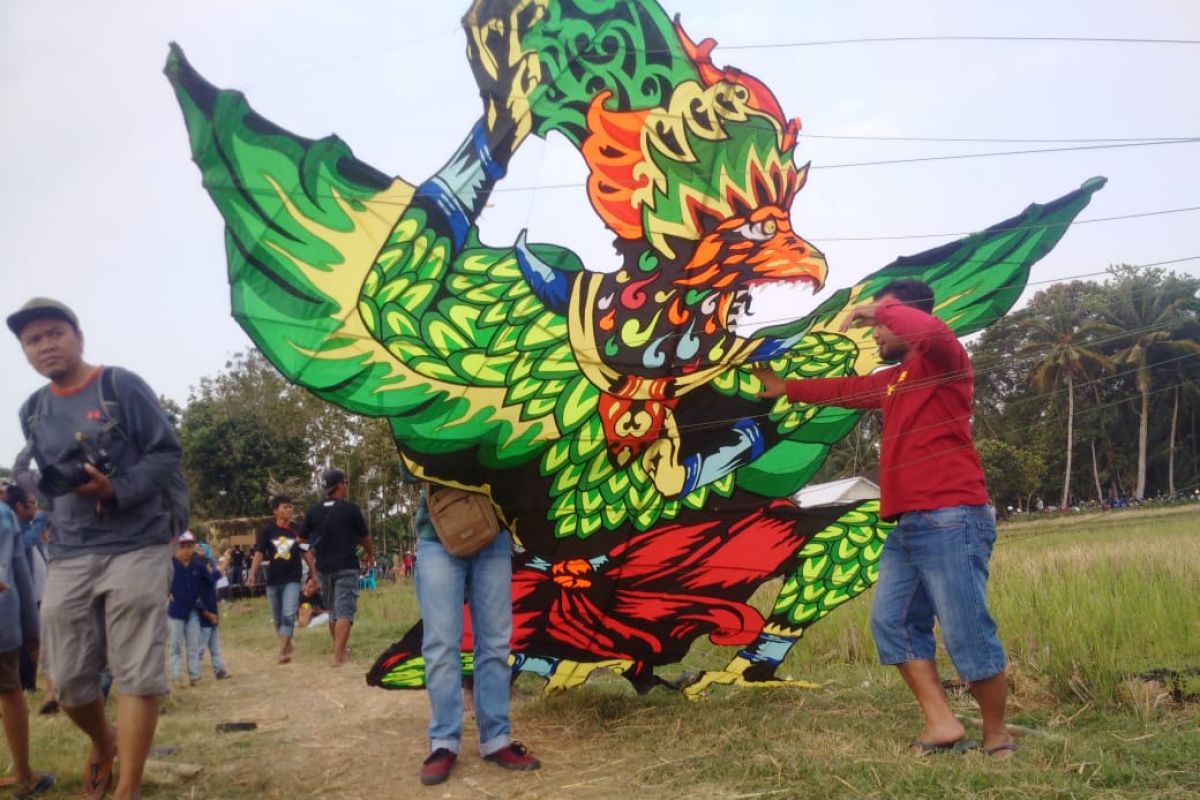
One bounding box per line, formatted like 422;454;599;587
743;227;827;292
673;208;827;334
679;207;827;293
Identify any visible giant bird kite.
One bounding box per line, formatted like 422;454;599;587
166;0;1103;696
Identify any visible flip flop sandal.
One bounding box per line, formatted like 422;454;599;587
15;772;54;799
910;738;978;755
984;741;1018;758
80;756;114;800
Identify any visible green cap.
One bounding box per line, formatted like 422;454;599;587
7;297;80;337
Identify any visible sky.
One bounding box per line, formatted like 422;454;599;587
2;0;1198;466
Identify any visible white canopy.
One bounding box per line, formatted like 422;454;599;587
795;476;881;507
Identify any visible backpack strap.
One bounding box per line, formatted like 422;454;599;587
20;386;50;439
96;366;125;439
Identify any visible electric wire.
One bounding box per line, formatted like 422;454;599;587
662;328;1199;445
711;35;1200;51
194;172;1200;241
816;209;1200;243
496;256;1200;366
796;133;1200;144
219;253;1196;390
177;30;1200;499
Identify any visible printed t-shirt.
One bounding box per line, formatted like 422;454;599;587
254;522;306;585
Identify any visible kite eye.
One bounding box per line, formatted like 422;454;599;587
735;219;777;241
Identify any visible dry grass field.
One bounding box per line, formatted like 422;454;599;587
8;505;1199;799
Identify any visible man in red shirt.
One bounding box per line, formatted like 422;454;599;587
755;279;1013;758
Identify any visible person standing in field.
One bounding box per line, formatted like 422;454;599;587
10;297;183;800
413;487;540;786
167;532;206;686
0;500;55;798
4;484;52;700
300;469;374;667
228;545;246;589
194;542;230;681
754;279;1014;759
247;494;317;663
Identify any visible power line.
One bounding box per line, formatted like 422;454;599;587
710;35;1200;51
816;208;1200;243
797;133;1200;144
664;332;1200;445
562;256;1200;357
234;251;1195;376
488;138;1200;192
196;176;1200;246
815;138;1200;171
414;309;1198;446
874;376;1195;480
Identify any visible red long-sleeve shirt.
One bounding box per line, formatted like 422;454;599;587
785;300;989;520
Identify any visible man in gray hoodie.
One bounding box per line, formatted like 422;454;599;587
9;297;181;800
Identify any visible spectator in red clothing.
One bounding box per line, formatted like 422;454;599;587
754;279;1014;759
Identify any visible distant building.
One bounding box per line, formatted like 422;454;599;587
795;476;881;507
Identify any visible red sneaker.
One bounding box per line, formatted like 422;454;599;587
420;748;457;786
483;742;541;771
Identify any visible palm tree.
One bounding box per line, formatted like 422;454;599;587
1153;322;1200;495
1091;268;1200;499
1020;285;1109;509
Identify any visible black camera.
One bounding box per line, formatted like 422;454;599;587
38;432;116;497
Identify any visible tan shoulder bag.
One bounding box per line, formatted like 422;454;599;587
426;485;501;558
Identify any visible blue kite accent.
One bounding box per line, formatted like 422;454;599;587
515;230;572;313
737;632;795;665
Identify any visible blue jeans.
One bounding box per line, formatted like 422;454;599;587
168;612;201;681
870;504;1006;682
199;625;226;675
266;582;302;638
415;528;513;757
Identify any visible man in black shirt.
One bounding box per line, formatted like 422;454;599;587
247;495;316;664
300;470;374;667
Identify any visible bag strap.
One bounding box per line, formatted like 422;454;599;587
96;366;125;439
21;386;50;439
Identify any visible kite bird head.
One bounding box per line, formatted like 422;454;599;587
581;24;825;335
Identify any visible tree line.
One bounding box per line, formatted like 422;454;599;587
176;350;419;556
809;267;1200;510
178;266;1199;544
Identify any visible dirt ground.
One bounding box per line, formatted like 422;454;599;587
142;619;607;800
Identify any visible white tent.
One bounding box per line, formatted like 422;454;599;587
795;476;881;507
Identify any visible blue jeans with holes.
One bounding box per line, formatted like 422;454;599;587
168;612;201;681
266;582;302;639
415;509;513;757
869;504;1006;682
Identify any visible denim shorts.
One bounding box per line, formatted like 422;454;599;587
319;569;360;621
869;504;1006;682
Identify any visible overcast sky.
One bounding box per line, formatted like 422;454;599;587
2;0;1198;466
